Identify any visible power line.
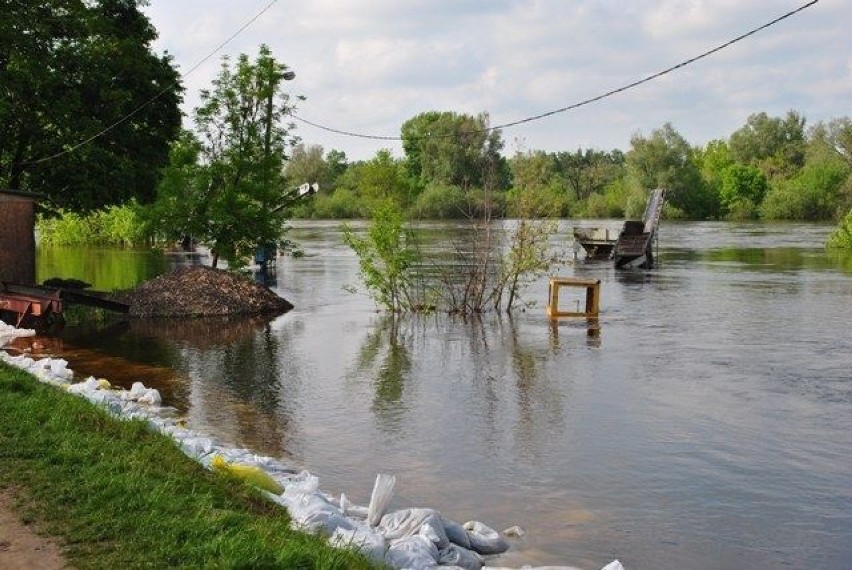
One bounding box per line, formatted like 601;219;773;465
25;0;280;166
289;0;820;141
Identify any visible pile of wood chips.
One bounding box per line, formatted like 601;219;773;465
118;266;293;317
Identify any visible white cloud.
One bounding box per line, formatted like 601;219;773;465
143;0;852;160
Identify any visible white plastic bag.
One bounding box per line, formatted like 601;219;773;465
438;543;482;570
464;521;510;555
331;525;387;563
366;473;396;527
380;508;448;549
385;535;439;569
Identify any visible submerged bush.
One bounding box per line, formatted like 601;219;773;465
827;211;852;249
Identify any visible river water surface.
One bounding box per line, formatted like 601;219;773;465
28;221;852;569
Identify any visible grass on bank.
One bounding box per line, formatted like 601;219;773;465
0;361;376;569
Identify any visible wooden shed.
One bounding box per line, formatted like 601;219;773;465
0;190;40;285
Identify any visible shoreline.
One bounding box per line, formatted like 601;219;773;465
1;322;622;570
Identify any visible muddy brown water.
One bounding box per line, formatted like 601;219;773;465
18;221;852;569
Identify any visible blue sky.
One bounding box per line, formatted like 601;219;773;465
144;0;850;161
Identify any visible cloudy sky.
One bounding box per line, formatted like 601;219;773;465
143;0;850;161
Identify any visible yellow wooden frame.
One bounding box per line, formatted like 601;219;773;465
546;277;601;318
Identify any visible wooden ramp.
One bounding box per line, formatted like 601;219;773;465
613;188;666;269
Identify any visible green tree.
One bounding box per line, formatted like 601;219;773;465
627;123;717;218
152;46;300;268
0;0;182;209
719;164;768;219
400;111;506;190
284;144;332;191
343;201;418;311
553;148;625;201
729;111;806;179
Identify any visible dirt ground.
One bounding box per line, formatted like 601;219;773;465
0;490;66;570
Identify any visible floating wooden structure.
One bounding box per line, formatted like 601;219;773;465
572;227;617;260
546;277;601;318
613;188;666;269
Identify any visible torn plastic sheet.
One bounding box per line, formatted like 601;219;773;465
0;346;627;570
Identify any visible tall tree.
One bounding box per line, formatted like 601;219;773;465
152;45;300;268
400;111;506;190
0;0;182;209
627;123;717;219
553;148;625;200
729;111;806;179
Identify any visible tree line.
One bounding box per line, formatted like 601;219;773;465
288;110;852;224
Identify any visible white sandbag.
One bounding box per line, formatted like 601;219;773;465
67;377;101;395
0;323;36;350
503;525;525;538
280;490;353;534
385;535;439;569
331;525;387;563
438;543;482;570
126;381;148;400
138;388;162;406
366;473;396;527
380;508;449;549
443;518;471;549
464;521;510;555
283;471;319;495
340;493;369;520
601;560;625;570
180;436;215;459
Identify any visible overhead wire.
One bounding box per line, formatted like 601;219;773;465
25;0;280;166
288;0;820;141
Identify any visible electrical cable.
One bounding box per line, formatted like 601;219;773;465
25;0;280;166
289;0;820;141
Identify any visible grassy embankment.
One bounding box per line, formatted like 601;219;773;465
0;361;375;569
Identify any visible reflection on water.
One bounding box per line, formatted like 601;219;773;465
37;246;170;291
17;221;852;569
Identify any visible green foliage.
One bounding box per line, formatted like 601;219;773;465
151;46;300;269
552;148;626;200
0;0;182;209
0;363;374;569
37;201;150;246
505;182;571;218
497;218;562;311
410;183;468;219
760;159;849;220
729;111;806;179
627;123;718;219
301;188;370;219
343;202;419;311
284;143;334;192
719;164;768;220
827;211;852;249
401;111;507;189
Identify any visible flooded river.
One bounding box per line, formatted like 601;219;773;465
26;221;852;569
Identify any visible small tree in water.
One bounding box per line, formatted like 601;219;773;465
343;202;419;312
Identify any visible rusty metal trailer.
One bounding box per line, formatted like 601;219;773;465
0;282;128;327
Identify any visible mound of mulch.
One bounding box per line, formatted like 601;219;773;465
117;266;293;317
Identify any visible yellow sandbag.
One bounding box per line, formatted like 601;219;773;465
211;455;283;495
97;378;111;389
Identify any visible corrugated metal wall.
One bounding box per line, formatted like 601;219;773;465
0;194;36;284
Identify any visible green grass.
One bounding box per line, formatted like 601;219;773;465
0;361;376;569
